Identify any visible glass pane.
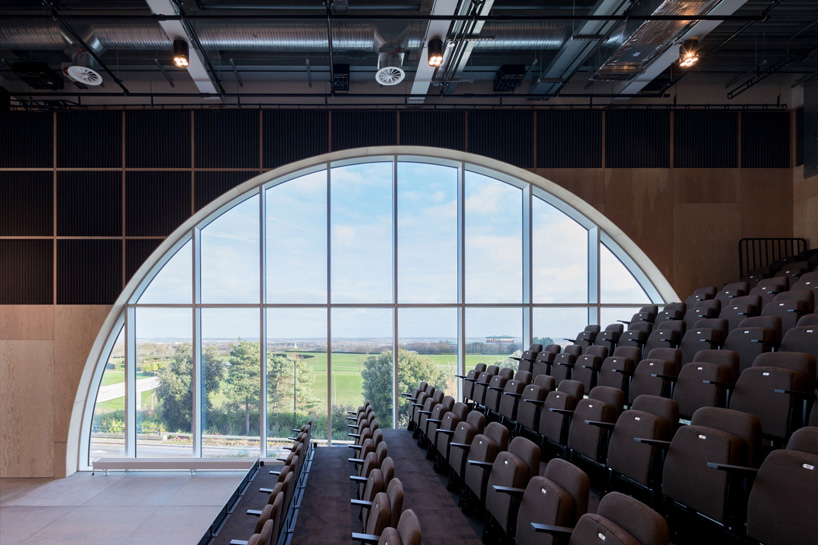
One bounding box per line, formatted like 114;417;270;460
201;309;261;457
599;306;641;328
397;308;457;428
330;162;393;303
331;308;393;436
532;307;588;349
465;308;522;369
137;240;192;304
533;198;588;303
90;327;126;462
201;195;260;303
266;171;327;303
136;308;193;457
267;309;327;453
600;243;650;304
397;162;458;303
465;171;523;303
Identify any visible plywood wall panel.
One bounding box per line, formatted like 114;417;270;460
739;169;793;238
672;169;741;204
0;305;54;340
0;340;55;477
529;168;606;211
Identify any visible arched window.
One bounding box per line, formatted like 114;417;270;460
79;148;675;468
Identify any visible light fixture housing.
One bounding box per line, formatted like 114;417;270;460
173;39;189;68
679;39;699;68
427;38;444;67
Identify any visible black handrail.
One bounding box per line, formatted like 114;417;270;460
738;238;807;278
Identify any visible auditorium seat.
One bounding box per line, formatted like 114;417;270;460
484;437;541;537
715;282;749;308
516;375;554;435
596;346;642;398
719;294;762;331
722;317;778;375
780;325;818;369
567;386;625;465
685;286;717;308
595;323;624;353
750;276;788;309
539;380;585;458
376;509;421;545
513;344;543;374
682;299;720;330
463;422;509;506
673;361;731;420
352;491;391;543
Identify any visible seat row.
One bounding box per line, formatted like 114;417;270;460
347;401;421;545
230;422;314;545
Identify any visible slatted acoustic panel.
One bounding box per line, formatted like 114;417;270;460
605;110;670;168
195;171;254;211
796;107;804;167
536;110;602;168
468;110;533;168
57;110;122;168
741;111;790;168
0;112;52;167
399;110;466;151
331;110;397;151
0;240;53;304
126;239;163;282
194;109;260;169
263;110;329;169
57;172;121;237
57;239;122;304
0;171;53;236
126;109;191;168
126;171;191;236
674;110;738;168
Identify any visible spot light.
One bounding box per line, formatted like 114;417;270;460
173;39;189;68
428;38;444;67
679;39;699;68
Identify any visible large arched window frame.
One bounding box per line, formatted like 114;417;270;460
72;147;677;470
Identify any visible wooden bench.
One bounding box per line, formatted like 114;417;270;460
92;457;258;475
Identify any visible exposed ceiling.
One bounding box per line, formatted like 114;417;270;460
1;0;817;110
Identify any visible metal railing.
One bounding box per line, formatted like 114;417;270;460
738;238;808;278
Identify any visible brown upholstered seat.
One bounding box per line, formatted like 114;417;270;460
566;491;669;545
567;386;625;464
463;422;509;503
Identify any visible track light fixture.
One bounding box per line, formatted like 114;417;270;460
679;39;699;68
173;39;189;68
428;38;444;67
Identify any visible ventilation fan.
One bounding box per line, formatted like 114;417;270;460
376;50;405;86
64;50;103;87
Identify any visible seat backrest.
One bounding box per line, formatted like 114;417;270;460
375;441;388;465
604;323;625;334
395;509;422;545
739;314;783;346
584;491;670;545
533;374;556;390
386;477;404;528
730;366;806;440
484;421;510;451
474;363;487;373
589;386;625;420
781;326;818;365
498;367;514;380
255;519;275;545
366;492;391;537
629;359;674;405
746;449;818;545
486;365;500;375
556;379;584;399
466;410;486;433
631;395;679;431
692;349;739;383
515;370;532;384
691;407;762;466
508;436;541;477
372;428;384;447
563;344;583;357
362;468;386;504
646;347;682;374
585;345;609;359
787;426;818;456
797;313;818;327
613;345;642;362
628;321;653;334
693;318;729;341
432;389;444;404
543;458;589;523
545;344;561;354
753;351;816;385
775;289;815;309
452;401;469;420
381;457;395;486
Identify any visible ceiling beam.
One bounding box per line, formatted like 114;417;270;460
440;0;495;93
407;0;459;105
145;0;221;97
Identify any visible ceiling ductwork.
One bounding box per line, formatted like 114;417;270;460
0;21;567;54
592;0;722;81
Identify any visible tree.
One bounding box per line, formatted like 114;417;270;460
225;339;261;435
155;343;224;433
361;349;447;428
532;336;556;347
267;352;319;417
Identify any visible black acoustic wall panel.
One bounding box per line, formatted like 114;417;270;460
57;239;121;304
796;107;804;167
126;171;191;236
57;110;122;168
194;109;260;168
468;110;533;167
605;110;671;168
195;171;253;211
263;110;329;168
537;110;602;168
674;110;738;168
57;172;121;236
0;112;52;167
331;110;397;151
0;240;53;304
0;171;53;236
399;111;466;151
741;111;790;168
126;110;191;168
126;239;162;281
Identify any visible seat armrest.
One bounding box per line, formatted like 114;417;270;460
492;485;526;496
450;442;471;450
246;510;263;517
454;374;467;379
556;362;575;368
351;532;381;544
351;499;373;507
281;446;293;450
651;373;678;381
427;418;443;424
417;410;432;415
580;365;601;371
702;380;734;388
549;408;574;416
750;339;776;347
585;420;615;431
347;433;361;438
531;523;574;535
269;470;281;476
503;392;522;398
230;540;250;545
522;399;544;405
350;476;368;482
488;386;504;391
774;388;817;399
612;368;634;376
259;487;274;493
347;424;360;429
411;403;424;407
347;411;357;415
276;457;288;462
475;381;490;386
563;338;578;343
436;429;455;436
510;356;522;361
617;320;631;325
706;462;759;475
348;458;364;464
634;438;671;449
468;460;494;469
348;444;362;450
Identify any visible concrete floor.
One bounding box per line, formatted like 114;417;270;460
0;470;248;545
